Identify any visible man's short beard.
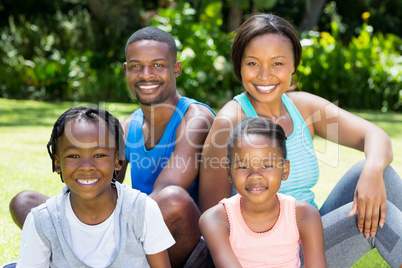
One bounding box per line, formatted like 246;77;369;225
135;91;164;106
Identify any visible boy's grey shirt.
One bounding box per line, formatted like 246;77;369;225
31;182;149;267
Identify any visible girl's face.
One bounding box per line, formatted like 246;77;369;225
240;33;295;104
54;120;120;202
228;134;289;205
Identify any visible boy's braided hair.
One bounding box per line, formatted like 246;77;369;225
46;106;124;182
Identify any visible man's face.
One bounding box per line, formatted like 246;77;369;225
124;40;182;106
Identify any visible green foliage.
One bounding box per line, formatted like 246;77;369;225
150;2;238;107
0;11;131;103
319;0;402;43
0;0;401;111
232;0;278;10
298;22;402;111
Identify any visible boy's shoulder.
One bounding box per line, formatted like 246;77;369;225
115;182;153;216
31;187;68;216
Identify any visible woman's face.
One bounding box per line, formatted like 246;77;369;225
240;33;295;104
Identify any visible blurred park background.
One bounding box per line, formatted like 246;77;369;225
0;0;401;111
0;0;401;266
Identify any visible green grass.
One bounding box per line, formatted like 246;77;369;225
0;98;401;266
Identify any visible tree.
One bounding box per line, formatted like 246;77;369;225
299;0;326;30
225;0;278;32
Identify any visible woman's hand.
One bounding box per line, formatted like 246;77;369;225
348;163;387;238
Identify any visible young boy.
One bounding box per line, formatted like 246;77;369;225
17;107;174;267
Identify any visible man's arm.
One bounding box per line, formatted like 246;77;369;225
150;104;215;197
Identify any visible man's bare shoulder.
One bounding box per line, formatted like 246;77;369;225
120;113;134;139
185;102;215;119
182;102;216;130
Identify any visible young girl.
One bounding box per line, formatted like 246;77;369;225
17;107;174;268
199;117;327;267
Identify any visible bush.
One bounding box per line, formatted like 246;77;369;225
0;12;131;103
150;2;238;108
0;4;401;111
298;21;402;111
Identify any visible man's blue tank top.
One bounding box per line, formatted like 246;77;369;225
234;93;320;208
125;97;215;204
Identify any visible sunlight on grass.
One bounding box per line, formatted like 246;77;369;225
0;98;400;266
0;98;136;264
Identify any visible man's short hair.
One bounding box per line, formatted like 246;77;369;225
125;26;177;60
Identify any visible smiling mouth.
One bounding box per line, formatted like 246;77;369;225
246;186;268;192
135;83;161;95
77;179;99;185
256;84;276;93
138;84;159;89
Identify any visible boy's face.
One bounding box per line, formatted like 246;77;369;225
228;134;289;206
123;39;182;106
54;120;120;202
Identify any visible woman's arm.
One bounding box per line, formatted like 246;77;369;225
199;204;242;268
199;101;245;213
290;91;392;237
296;201;327;268
146;251;171;268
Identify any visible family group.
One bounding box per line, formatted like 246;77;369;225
8;13;402;268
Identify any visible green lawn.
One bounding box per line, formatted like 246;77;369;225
0;98;401;266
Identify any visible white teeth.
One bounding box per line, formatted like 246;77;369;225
139;85;158;89
248;187;266;191
78;179;98;185
257;85;275;92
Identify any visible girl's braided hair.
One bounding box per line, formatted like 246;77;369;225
46;106;125;182
226;117;287;167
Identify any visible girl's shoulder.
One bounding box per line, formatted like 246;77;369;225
295;199;319;216
199;202;228;229
294;200;322;230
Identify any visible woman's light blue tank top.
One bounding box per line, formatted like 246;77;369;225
234;93;320;208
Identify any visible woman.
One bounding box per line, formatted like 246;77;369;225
199;13;401;267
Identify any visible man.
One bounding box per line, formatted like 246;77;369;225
119;27;215;267
10;27;215;268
